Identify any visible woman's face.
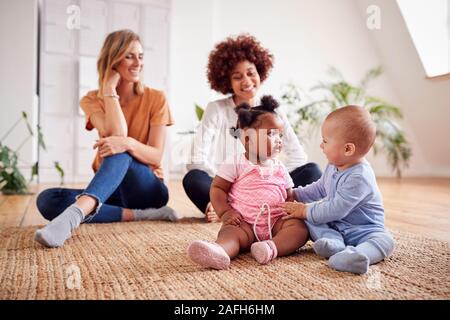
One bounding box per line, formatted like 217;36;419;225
230;60;261;102
115;40;144;83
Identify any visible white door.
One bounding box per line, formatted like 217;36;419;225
39;0;171;183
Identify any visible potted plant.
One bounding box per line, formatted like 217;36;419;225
281;66;412;177
0;111;64;195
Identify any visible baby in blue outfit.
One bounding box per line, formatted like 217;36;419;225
281;105;395;274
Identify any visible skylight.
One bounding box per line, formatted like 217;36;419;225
397;0;450;77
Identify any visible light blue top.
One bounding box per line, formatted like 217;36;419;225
294;161;385;231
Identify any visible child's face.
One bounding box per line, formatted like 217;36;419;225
320;119;351;167
230;60;261;102
243;113;284;162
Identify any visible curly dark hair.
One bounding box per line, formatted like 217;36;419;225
207;34;274;95
230;95;280;139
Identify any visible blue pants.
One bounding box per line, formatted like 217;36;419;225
307;221;395;263
182;162;322;214
36;152;169;223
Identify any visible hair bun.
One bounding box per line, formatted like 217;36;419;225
260;95;279;111
234;102;252;113
235;102;253;125
237;109;253;125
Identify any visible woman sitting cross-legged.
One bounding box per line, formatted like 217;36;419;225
34;29;179;248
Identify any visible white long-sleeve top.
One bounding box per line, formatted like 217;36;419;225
186;96;308;176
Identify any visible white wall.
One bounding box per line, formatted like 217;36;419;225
168;0;450;177
356;0;450;177
168;0;216;132
0;0;38;174
2;0;449;180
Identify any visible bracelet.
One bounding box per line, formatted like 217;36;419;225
103;93;120;99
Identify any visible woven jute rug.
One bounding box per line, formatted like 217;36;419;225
0;220;449;300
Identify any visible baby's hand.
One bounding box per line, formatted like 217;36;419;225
221;209;242;226
280;201;307;220
285;188;295;202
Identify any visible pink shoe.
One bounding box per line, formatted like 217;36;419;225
251;240;278;264
187;240;230;270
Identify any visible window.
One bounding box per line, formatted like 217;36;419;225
397;0;450;77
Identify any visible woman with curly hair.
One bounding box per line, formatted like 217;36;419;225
183;34;322;222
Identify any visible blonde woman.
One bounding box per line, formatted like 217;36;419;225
35;30;179;248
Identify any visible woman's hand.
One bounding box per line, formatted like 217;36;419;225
94;136;131;158
221;209;242;226
102;68;121;94
280;201;307;220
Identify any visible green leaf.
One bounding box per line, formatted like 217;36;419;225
280;65;412;177
0;164;29;195
365;97;403;119
281;82;302;105
195;104;204;121
37;125;47;151
310;81;332;93
30;161;38;182
21;111;34;136
54;161;65;185
359;66;383;89
0;146;12;167
327;66;345;81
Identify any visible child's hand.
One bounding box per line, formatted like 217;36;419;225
285;188;295;202
280;201;307;220
221;209;242;226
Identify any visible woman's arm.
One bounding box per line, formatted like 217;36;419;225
102;96;128;137
102;70;128;137
187;101;219;176
89;101;127;138
94;125;166;167
127;125;166;166
89;70;128;137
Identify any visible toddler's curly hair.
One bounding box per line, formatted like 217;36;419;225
230;95;280;139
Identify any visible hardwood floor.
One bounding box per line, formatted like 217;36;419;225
1;178;449;242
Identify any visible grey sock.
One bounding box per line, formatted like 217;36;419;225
34;205;84;248
328;246;370;274
133;206;181;222
313;238;346;258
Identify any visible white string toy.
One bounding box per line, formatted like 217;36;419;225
253;203;272;242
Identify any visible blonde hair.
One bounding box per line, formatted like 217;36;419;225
97;29;144;98
326;105;377;156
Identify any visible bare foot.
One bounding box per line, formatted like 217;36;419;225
205;202;221;223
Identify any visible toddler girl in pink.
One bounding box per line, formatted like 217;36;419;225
187;96;309;269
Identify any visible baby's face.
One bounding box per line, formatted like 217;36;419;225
320;119;349;167
244;113;284;162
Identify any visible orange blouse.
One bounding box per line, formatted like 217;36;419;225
80;86;174;180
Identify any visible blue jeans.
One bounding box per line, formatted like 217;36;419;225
182;162;322;214
36;152;169;223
